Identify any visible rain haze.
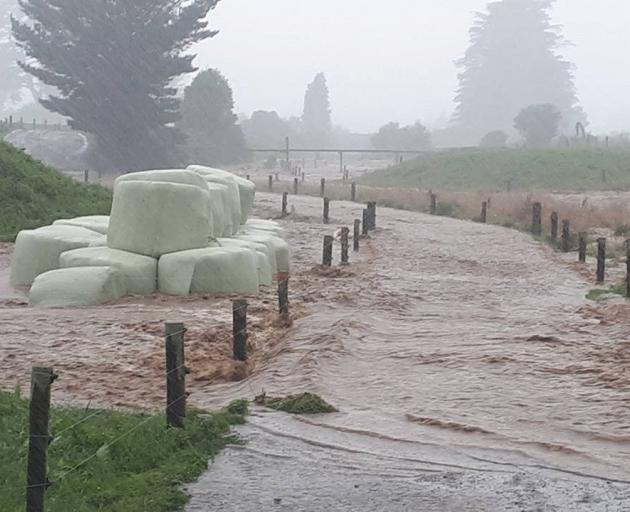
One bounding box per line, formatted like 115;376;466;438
4;1;630;511
199;0;630;134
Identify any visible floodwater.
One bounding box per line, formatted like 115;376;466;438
2;192;630;509
186;193;630;510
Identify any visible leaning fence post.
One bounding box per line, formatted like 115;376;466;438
165;323;186;428
353;219;361;252
26;367;56;512
550;212;558;242
351;182;357;202
561;220;571;253
281;192;288;217
532;202;542;236
340;227;350;264
430;193;437;215
322;235;333;266
320;178;326;197
278;279;289;317
362;209;369;236
323;198;330;224
596;238;606;284
268;175;273;192
578;233;587;263
232;300;248;361
367;202;376;230
480;201;487;223
293;177;298;195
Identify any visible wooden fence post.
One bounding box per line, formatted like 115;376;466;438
165;323;186;428
362;209;369;236
561;220;571;253
246;174;251;181
278;279;289;317
274;173;279;181
322;235;333;266
626;240;630;297
340;227;349;264
281;192;288;217
351;182;357;202
320;178;326;197
367;202;376;230
268;175;273;192
83;170;88;184
323;198;330;224
353;219;361;252
550;212;559;242
578;234;587;263
532;202;542;236
597;238;606;284
293;177;298;195
430;193;437;215
480;201;487;223
232;300;248;361
26;367;56;512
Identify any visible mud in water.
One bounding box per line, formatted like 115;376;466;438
3;194;630;509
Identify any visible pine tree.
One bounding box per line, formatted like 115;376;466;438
178;69;246;166
453;0;584;144
302;72;331;147
12;0;219;171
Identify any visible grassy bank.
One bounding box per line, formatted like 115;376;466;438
359;148;630;191
0;390;246;511
0;141;112;241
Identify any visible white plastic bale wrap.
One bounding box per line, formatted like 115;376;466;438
107;180;211;258
59;247;157;294
237;232;290;276
53;215;110;235
188;167;242;232
188;165;256;224
10;225;105;286
158;247;260;296
241;219;286;239
206;183;231;237
217;238;273;287
115;170;214;238
29;267;127;308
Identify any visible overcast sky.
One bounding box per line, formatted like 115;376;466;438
194;0;630;134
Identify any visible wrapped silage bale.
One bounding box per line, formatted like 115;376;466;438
115;169;214;238
107;180;211;258
59;247;157;294
237;233;290;275
89;237;108;247
188;165;256;224
241;218;286;239
10;225;105;286
29;267;127;308
189;167;242;233
158;247;259;296
217;238;273;287
53;215;110;235
206;182;231;237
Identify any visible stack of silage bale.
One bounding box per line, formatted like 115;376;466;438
9;167;289;307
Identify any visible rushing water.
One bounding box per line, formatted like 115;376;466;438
186;193;630;510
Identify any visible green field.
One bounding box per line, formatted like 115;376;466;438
0;390;247;511
0;141;112;241
359;148;630;191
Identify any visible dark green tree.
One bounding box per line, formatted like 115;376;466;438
302;72;331;147
371;121;432;150
12;0;219;171
178;69;246;166
453;0;584;144
514;104;561;146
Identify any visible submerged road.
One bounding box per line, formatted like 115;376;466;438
186;193;630;511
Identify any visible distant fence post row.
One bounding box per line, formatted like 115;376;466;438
0;117;70;132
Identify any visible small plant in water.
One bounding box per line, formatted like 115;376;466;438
255;392;337;414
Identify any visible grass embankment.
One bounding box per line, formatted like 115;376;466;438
0;390;247;511
359;148;630;191
0;141;112;242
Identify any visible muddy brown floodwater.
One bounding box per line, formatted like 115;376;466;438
3;193;630;510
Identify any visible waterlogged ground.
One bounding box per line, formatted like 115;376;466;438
2;192;630;509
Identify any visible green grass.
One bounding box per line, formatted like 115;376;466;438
359;148;630;191
0;141;112;241
587;283;628;301
0;390;247;511
256;392;337;414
